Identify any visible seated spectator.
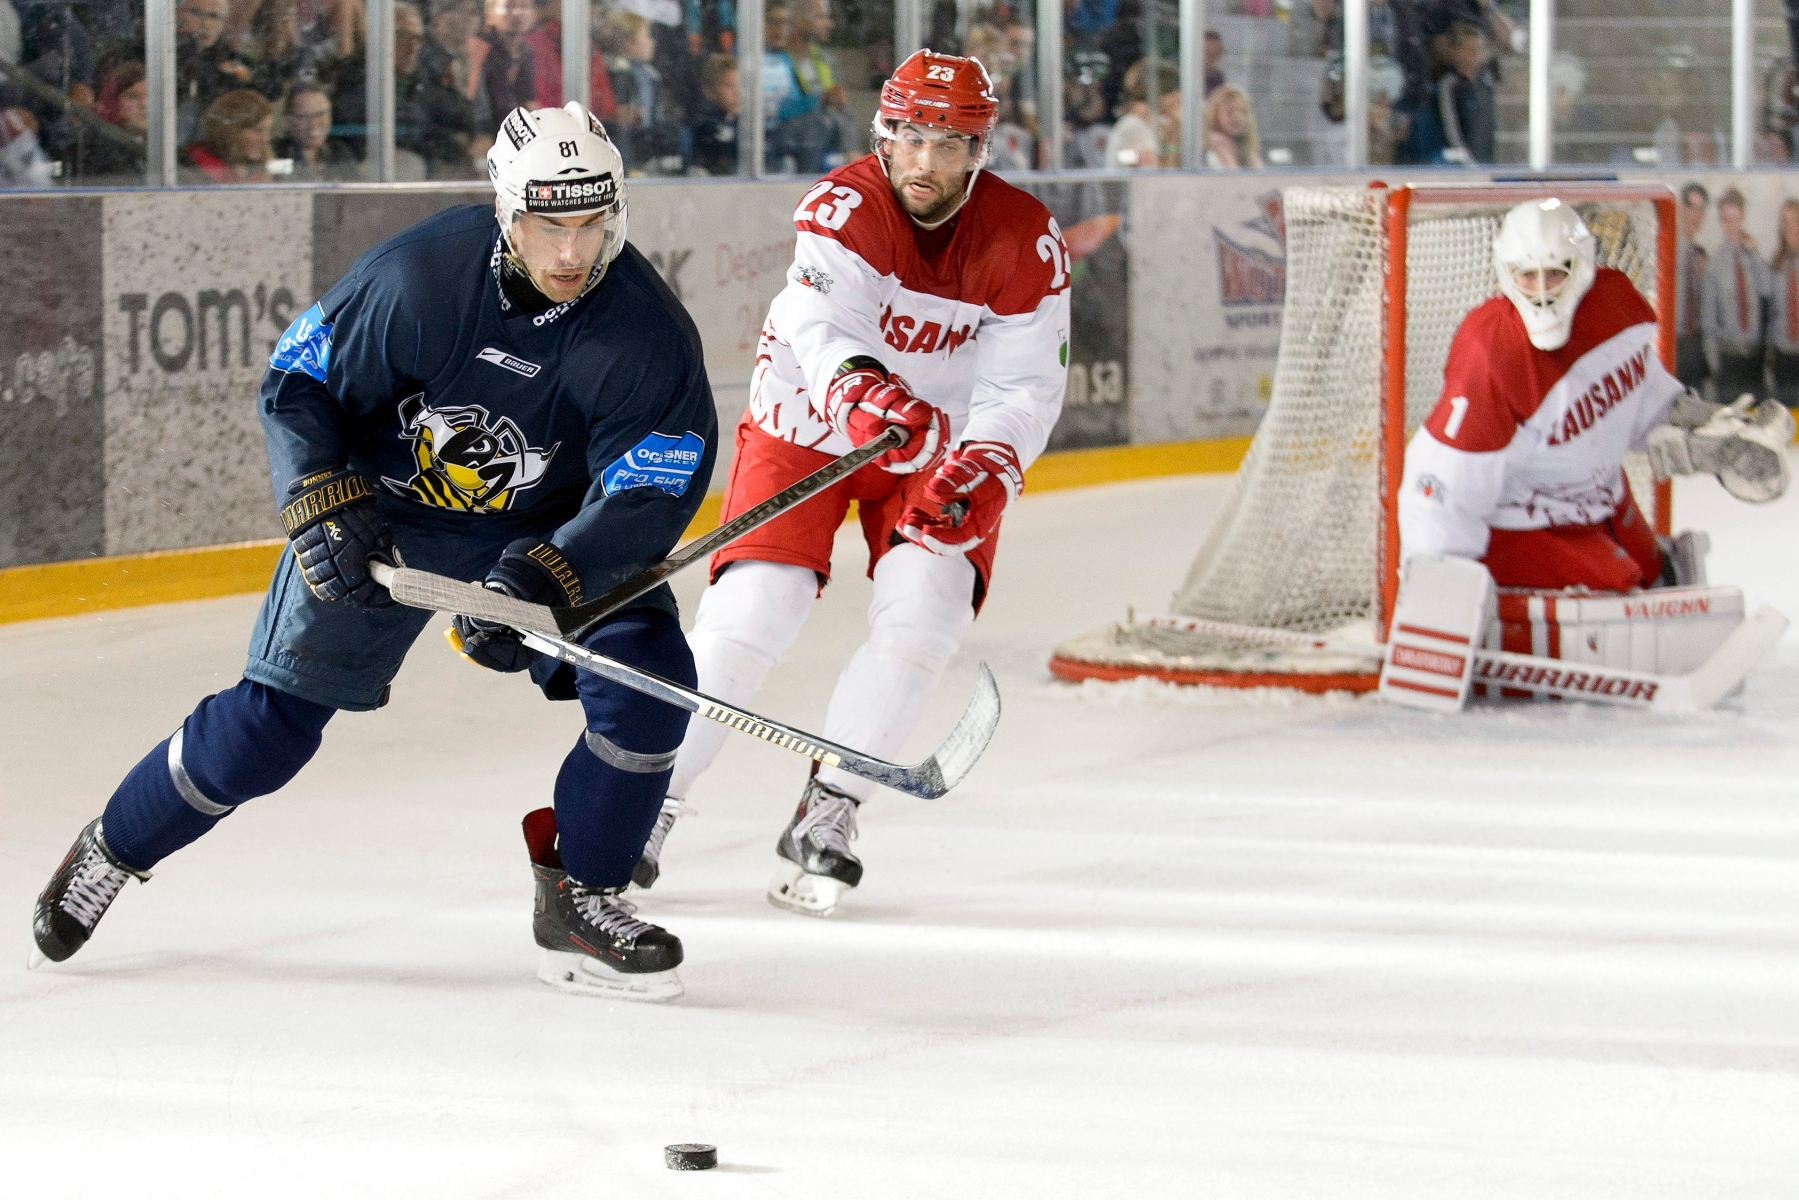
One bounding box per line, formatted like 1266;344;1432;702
479;0;541;119
183;88;274;182
600;9;680;171
176;0;258;146
775;0;848;172
507;0;616;116
1204;84;1263;169
273;81;359;180
0;106;54;188
1109;58;1170;168
1433;5;1494;164
394;0;477;176
688;51;739;175
1062;46;1112;168
425;0;485;103
1205;28;1225;94
759;3;809;136
78;59;149;182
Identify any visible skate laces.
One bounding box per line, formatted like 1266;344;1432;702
61;850;130;930
571;887;656;943
795;787;859;855
641;798;684;864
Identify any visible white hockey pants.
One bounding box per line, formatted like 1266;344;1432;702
667;546;977;803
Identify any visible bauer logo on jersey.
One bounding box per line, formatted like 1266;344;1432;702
382;393;558;511
476;347;543;378
600;430;706;498
269;302;333;382
524;176;618;214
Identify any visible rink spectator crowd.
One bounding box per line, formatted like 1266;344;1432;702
0;0;1794;185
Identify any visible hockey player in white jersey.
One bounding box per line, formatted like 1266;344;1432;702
1400;198;1789;594
632;49;1070;915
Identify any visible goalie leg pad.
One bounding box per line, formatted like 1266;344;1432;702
1380;555;1495;712
1486;584;1746;680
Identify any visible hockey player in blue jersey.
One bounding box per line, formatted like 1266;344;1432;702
30;103;715;1001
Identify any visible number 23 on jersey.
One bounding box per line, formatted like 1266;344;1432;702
796;183;863;232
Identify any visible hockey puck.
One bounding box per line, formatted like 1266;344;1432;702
665;1143;718;1171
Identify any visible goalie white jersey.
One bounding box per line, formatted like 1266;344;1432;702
749;154;1071;468
1400;267;1683;563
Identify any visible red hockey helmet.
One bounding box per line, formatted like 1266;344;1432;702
877;50;999;140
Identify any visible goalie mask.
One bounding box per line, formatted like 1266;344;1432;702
872;50;999;228
487;103;628;296
1493;198;1597;351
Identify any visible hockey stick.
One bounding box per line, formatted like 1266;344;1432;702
368;562;1001;798
1140;608;1789;712
374;427;905;641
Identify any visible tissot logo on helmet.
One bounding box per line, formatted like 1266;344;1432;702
524;177;619;214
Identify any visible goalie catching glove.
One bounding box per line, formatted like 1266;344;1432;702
449;539;585;672
280;468;398;607
824;356;949;475
1646;393;1794;503
898;441;1023;555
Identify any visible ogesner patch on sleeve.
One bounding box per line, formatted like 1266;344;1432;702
601;431;706;498
269;302;333;382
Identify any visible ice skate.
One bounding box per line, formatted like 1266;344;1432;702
630;797;684;890
30;818;149;968
523;808;684;1001
768;778;862;918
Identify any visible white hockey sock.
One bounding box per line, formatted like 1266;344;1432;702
667;561;818;799
816;546;976;801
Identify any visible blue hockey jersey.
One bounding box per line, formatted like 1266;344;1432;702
260;204;717;614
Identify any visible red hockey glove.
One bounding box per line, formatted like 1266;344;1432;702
897;441;1023;556
823;356;949;475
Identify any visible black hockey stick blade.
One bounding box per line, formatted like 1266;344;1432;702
518;630;1001;799
561;426;905;639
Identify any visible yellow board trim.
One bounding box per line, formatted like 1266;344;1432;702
0;438;1251;626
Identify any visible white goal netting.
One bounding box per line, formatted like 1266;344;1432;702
1053;184;1666;685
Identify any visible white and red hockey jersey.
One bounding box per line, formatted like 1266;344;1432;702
748;155;1071;467
1399;267;1682;563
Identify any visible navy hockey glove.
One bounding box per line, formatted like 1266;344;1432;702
280;468;397;608
450;539;585;673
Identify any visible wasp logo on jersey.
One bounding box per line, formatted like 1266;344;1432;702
382;393;558;511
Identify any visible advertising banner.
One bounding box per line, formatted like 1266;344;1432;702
102;192;313;555
1129;173;1332;445
629;180;799;475
0;197;105;569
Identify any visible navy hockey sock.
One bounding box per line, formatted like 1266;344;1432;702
553;610;695;887
101;681;335;871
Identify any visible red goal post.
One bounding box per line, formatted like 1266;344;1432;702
1377;182;1679;639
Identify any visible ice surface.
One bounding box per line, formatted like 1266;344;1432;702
3;472;1797;1198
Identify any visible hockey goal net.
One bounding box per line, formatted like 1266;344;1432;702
1050;181;1678;692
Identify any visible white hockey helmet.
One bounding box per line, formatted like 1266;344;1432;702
487;103;629;289
1492;198;1597;351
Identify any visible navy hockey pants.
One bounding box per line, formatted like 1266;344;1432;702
100;514;694;889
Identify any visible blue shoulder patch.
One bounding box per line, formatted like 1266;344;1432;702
601;431;706;499
270;302;333;382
